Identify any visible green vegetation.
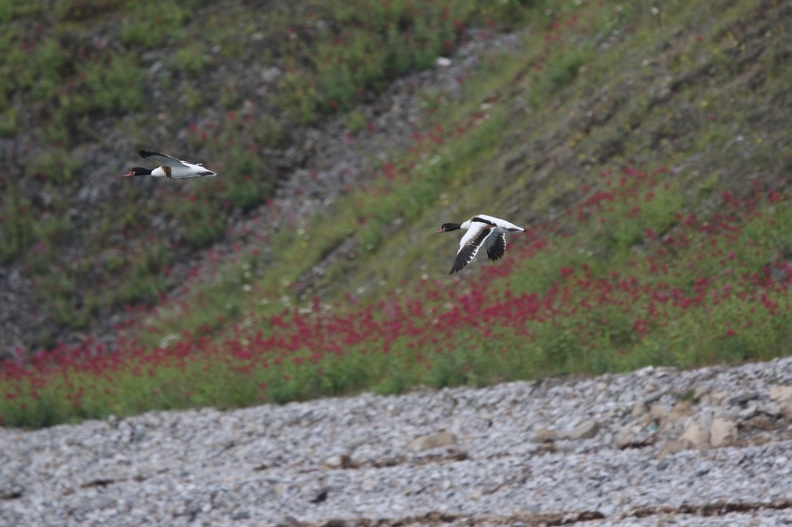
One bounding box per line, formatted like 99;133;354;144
1;0;536;334
2;0;792;427
0;190;35;263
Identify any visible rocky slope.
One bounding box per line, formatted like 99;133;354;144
3;357;792;526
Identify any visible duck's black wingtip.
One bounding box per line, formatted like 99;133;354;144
138;149;162;159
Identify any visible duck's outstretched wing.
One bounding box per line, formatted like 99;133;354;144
139;150;188;168
485;231;506;261
449;223;494;274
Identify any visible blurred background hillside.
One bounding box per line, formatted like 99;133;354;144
2;0;792;426
2;0;527;353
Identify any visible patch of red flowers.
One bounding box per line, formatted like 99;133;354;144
3;165;792;426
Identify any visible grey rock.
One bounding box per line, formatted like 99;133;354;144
728;391;761;406
643;389;666;404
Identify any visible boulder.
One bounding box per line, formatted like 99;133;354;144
680;421;709;449
769;385;792;402
710;417;738;447
534;427;558;443
323;454;354;469
407;431;457;452
565;419;600;440
657;439;686;460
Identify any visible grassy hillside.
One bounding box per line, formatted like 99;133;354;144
2;0;792;427
0;0;520;350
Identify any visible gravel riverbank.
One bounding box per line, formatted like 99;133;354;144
3;357;792;526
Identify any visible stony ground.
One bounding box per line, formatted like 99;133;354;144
3;357;792;527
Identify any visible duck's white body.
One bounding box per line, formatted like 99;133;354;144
125;150;218;179
438;214;524;274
